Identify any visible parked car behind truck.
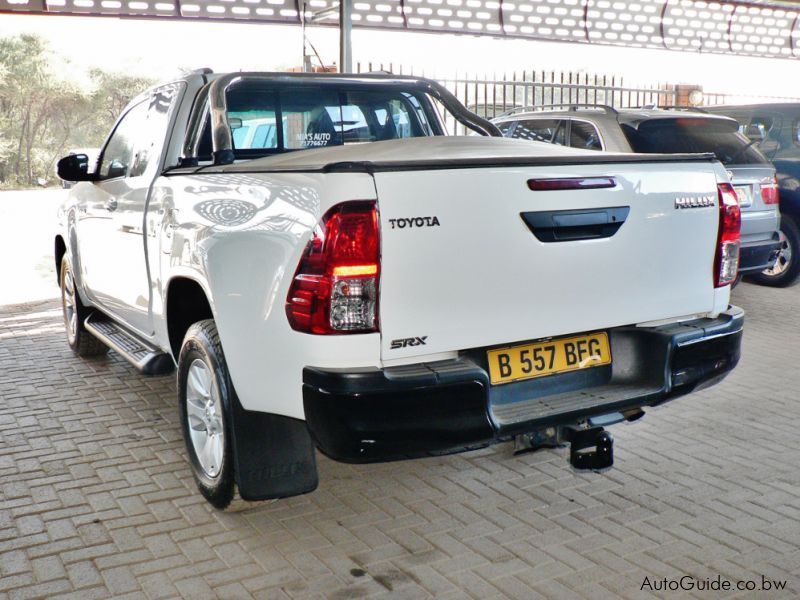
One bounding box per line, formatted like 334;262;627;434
493;106;782;282
704;103;800;286
56;71;743;509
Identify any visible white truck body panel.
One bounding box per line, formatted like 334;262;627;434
152;171;381;419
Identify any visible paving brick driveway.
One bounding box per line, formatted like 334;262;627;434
1;191;799;599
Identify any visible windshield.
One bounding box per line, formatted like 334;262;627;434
622;118;769;165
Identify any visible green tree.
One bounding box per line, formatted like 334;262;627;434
0;34;57;186
0;34;154;188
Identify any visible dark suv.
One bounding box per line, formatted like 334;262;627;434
493;106;782;283
704;104;800;286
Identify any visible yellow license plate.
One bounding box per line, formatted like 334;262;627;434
487;332;611;385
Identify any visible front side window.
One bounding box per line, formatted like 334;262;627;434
510;119;566;145
98;102;148;179
129;85;181;177
98;85;181;179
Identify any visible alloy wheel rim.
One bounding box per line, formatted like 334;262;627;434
62;267;78;342
185;359;225;478
762;230;792;277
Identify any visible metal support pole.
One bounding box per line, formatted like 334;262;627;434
339;0;353;73
301;1;310;73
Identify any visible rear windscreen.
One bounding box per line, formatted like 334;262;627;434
220;83;436;155
622;118;769;165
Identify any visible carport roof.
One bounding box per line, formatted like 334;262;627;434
3;0;800;60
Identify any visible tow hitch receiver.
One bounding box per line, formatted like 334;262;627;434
562;426;614;470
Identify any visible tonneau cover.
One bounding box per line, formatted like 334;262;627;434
178;136;716;174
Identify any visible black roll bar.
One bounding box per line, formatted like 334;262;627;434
183;72;502;166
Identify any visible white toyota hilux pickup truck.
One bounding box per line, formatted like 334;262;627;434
56;70;744;509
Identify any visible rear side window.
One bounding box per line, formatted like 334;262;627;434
569;121;602;150
622;118;769;165
511;119;566;145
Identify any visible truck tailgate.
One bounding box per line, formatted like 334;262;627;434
376;161;721;361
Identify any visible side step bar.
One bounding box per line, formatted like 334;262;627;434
84;313;174;375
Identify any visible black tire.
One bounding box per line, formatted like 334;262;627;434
747;215;800;288
60;255;108;357
177;319;236;509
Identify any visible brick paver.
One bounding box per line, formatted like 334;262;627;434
1;194;799;598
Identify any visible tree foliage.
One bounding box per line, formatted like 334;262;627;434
0;34;154;188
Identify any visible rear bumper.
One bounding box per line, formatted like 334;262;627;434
303;306;744;463
738;237;782;273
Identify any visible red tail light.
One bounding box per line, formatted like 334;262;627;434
760;176;780;205
286;201;380;334
714;183;741;288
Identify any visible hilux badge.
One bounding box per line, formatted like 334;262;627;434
675;195;715;209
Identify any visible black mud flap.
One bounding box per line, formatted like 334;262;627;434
228;397;318;501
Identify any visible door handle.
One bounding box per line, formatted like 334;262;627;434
521;206;630;243
105;198;118;211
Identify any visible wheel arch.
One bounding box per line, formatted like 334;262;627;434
165;276;214;361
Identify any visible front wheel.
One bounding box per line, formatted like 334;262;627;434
178;319;236;509
60;255;108;357
747;216;800;288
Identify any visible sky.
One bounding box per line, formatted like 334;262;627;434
2;13;800;100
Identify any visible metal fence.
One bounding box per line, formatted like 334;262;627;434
356;62;676;133
702;91;800;107
354;62;800;134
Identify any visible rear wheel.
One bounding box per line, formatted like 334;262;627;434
60;255;108;357
178;319;236;509
747;216;800;287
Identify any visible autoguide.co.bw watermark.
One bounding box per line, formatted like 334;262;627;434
641;574;787;593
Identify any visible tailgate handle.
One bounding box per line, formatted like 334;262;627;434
521;206;630;243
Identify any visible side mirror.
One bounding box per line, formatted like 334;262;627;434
57;154;94;183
